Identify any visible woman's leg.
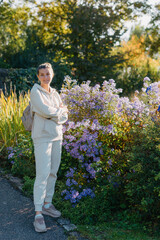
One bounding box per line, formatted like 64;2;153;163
33;141;52;212
44;140;62;203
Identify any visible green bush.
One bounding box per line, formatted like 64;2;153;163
124;120;160;223
3;68;37;95
2;63;71;95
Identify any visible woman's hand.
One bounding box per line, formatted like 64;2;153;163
63;106;68;113
60;103;68;113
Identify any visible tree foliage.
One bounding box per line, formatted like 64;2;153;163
112;31;160;95
146;3;160;56
0;1;30;67
33;0;150;83
0;0;158;93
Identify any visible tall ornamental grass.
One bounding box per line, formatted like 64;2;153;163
0;90;29;150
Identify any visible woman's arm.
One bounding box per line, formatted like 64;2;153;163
50;91;68;124
56;109;68;124
30;88;63;119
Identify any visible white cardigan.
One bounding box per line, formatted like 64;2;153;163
30;83;68;143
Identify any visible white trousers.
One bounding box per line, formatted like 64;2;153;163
33;140;62;211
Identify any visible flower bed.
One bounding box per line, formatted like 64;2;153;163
1;76;160;225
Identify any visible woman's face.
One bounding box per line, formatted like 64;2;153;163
37;68;53;87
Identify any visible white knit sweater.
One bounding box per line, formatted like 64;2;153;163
30;83;68;143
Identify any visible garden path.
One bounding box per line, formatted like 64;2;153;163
0;175;68;240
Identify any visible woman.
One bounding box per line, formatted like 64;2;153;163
30;63;68;233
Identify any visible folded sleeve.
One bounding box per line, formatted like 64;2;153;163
56;111;68;124
30;88;63;119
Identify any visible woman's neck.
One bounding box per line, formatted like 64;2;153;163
41;84;50;92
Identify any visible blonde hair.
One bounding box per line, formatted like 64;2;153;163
37;63;54;75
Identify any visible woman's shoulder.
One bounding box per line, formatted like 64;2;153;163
31;83;40;94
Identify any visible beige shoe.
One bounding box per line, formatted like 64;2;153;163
42;204;61;218
33;215;47;233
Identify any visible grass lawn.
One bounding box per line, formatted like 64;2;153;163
77;223;160;240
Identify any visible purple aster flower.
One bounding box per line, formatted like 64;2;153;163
143;77;151;82
109;79;115;84
66;168;75;178
108;159;112;166
8;153;14;159
61;189;67;196
72;179;78;185
146;86;152;94
72;190;79;199
107;124;114;134
66;179;72;187
6;147;13;151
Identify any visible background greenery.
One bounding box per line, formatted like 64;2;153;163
0;0;159;95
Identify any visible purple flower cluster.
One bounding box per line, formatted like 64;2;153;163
6;146;27;165
63;122;103;162
141;77;160;112
61;187;95;204
60;76;160;204
6;147;15;163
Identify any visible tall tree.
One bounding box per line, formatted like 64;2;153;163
60;0;150;83
146;3;160;56
0;1;30;67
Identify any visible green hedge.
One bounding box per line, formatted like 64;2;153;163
1;63;71;94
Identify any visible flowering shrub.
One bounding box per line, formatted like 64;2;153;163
60;76;160;206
